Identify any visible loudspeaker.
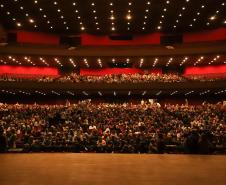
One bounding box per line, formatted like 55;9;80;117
109;35;133;40
7;33;17;43
60;36;81;46
160;34;183;45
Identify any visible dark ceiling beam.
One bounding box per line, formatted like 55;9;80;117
0;23;7;44
0;42;226;56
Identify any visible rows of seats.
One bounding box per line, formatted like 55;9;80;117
0;101;225;153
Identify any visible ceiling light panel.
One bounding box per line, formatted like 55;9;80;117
0;0;226;34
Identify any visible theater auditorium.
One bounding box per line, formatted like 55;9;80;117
0;0;226;185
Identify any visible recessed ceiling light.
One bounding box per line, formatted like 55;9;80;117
126;14;132;20
16;22;22;27
29;19;34;23
210;16;216;20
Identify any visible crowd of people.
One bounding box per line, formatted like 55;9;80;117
1;73;225;83
185;75;226;82
0;100;225;154
57;73;186;83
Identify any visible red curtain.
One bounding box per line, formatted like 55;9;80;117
0;65;59;77
184;65;226;76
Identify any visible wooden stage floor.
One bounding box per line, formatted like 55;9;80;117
0;154;226;185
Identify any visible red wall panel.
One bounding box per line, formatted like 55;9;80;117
9;28;226;45
184;65;226;75
183;28;226;43
16;31;60;45
80;68;162;76
0;65;59;77
81;33;161;46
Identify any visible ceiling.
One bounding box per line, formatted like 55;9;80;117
0;89;226;100
0;0;226;35
0;54;225;68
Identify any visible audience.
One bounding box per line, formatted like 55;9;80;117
185;75;226;82
0;101;225;154
2;73;225;83
57;73;185;83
